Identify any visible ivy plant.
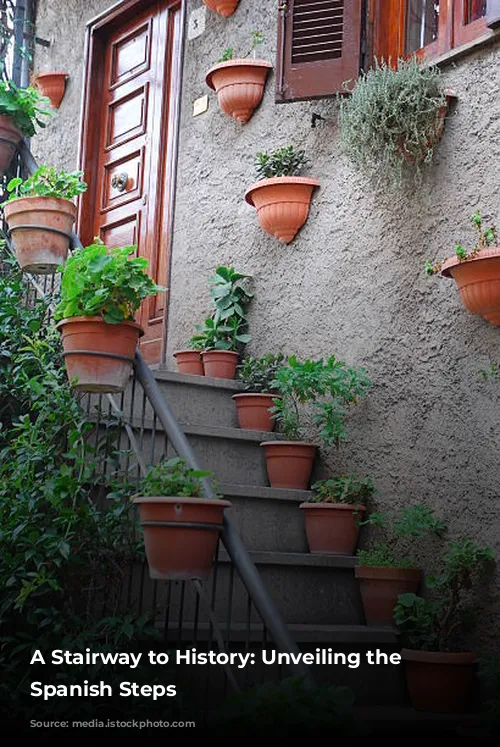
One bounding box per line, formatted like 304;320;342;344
218;30;264;63
255;146;308;180
0;80;52;136
4;166;87;203
311;475;374;505
238;353;285;393
54;241;163;324
425;211;498;276
138;457;214;498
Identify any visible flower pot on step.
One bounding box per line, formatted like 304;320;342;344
401;649;477;713
300;503;366;555
133;496;231;580
4;196;77;274
203;0;239;17
260;441;316;490
33;72;68;109
206;59;272;124
0;114;23;176
355;565;421;627
441;248;500;326
201;350;239;379
245;176;320;244
232;393;279;431
174;350;204;376
56;316;143;393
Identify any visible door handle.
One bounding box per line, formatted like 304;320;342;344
111;172;129;192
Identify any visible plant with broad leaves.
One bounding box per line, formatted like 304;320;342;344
0;80;52;136
4;166;87;204
54;241;163;324
311;475;374;505
238;353;285;393
425;211;498;276
190;314;250;352
138;457;215;498
255;145;308;180
217;30;264;63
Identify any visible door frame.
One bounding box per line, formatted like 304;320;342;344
77;0;186;364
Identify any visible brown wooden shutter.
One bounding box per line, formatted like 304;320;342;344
487;0;500;27
276;0;363;102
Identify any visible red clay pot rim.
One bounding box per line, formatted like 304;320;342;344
34;71;68;79
3;195;78;213
173;350;202;357
232;392;280;400
401;648;476;664
260;440;316;448
205;58;273;90
245;176;321;207
299;502;366;511
355;565;421;578
133;496;231;507
441;247;500;277
56;316;144;336
201;350;239;358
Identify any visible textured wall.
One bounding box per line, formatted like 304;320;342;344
33;0;500;652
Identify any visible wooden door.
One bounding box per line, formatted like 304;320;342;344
79;0;182;364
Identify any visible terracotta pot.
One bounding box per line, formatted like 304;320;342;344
201;350;239;379
174;350;204;376
300;503;366;555
56;316;143;393
0;114;23;175
134;496;231;580
206;59;272;124
402;649;477;713
232;393;279;431
33;72;68;108
397;90;454;164
261;441;316;490
4;196;77;274
355;565;421;627
245;176;320;244
441;248;500;326
202;0;239;17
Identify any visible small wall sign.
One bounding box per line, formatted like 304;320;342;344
193;95;209;117
188;7;206;40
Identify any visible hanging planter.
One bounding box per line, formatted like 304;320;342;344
206;59;272;124
355;565;421;626
0;81;52;176
173;350;204;376
33;72;68;109
203;0;239;17
0;115;22;175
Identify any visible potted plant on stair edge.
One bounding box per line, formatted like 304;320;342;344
55;241;163;393
0;80;52;175
233;353;285;431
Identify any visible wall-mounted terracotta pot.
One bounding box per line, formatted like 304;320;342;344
134;496;231;580
300;503;366;555
0;115;23;176
206;59;272;124
397;90;456;164
261;441;316;490
173;350;204;376
56;316;142;393
355;566;421;627
202;0;239;17
4;196;77;274
245;177;320;244
33;72;68;109
202;350;239;379
401;649;477;713
441;248;500;326
232;393;279;431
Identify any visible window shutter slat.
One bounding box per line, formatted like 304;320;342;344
276;0;363;102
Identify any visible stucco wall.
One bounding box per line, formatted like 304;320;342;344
33;0;500;652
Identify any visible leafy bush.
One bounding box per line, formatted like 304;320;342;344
4;166;87;203
425;211;498;275
0;80;52;136
255;146;308;180
139;457;213;498
238;353;285;393
311;475;374;505
54;241;163;324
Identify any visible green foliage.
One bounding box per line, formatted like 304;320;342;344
339;57;447;188
138;457;213;498
238;352;285;393
426;211;498;275
311;475;374;505
269;355;371;445
4;166;87;203
357;542;414;569
218;47;234;62
255;145;308;180
394;538;495;651
0;80;52;136
54;241;163;324
217;30;264;63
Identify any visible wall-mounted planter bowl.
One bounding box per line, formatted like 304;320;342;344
174;350;204;376
232;393;279;431
4;196;77;274
355;566;421;627
202;0;239;17
401;649;477;713
397;89;456;164
0;114;23;176
261;441;316;490
300;503;366;555
245;176;320;243
134;496;231;580
206;59;272;124
202;350;239;379
56;316;142;393
441;248;500;326
33;72;68;109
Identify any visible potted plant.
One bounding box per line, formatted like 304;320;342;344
300;475;374;555
2;166;87;274
173;344;204;377
206;32;272;124
0;81;51;175
425;211;500;327
33;71;68;109
203;0;239;17
395;538;495;713
54;241;163;392
245;146;320;243
233;353;285;431
261;355;371;490
134;457;231;580
355;504;447;627
339;57;453;188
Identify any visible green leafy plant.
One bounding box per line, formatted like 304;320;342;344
339;57;447;188
138;457;213;498
238;353;285;393
217;30;264;63
394;538;494;651
311;475;374;505
54;241;163;324
4;166;87;203
425;211;498;276
269;355;371;445
0;80;52;136
255;145;309;180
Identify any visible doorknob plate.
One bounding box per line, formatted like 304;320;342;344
111;172;129;192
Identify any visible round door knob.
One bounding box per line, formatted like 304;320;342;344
111;172;129;192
